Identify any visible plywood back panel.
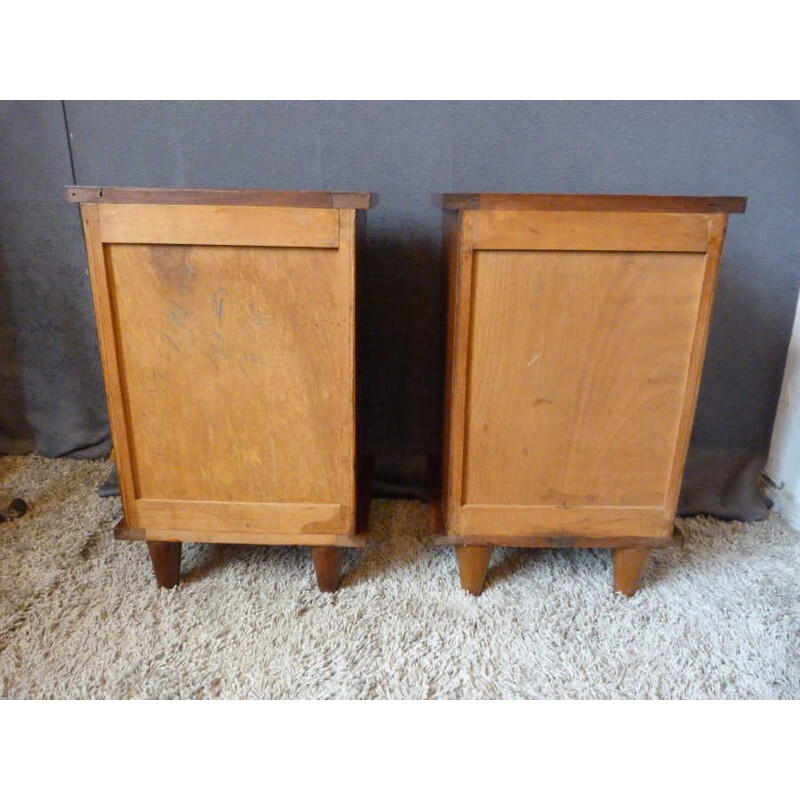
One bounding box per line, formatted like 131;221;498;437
463;249;707;509
106;240;353;507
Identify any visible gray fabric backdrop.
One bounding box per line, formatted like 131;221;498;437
2;101;798;519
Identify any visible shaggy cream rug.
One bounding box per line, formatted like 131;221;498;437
0;455;797;699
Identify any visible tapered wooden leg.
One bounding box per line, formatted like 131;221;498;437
613;548;650;596
147;541;182;588
456;546;493;595
312;546;344;592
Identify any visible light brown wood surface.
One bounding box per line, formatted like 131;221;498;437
663;215;728;518
113;519;368;547
458;506;670;538
134;500;350;535
140;530;367;547
464;210;712;252
443;208;727;541
113;455;373;548
455;546;493;595
79;196;367;566
436;195;743;594
464;249;706;512
106;237;353;513
97;204;340;247
81;204;139;521
613;548;651;596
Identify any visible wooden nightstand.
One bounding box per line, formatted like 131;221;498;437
432;193;746;595
70;187;374;591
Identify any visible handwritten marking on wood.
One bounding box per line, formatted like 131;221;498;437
168;299;189;326
213;288;230;324
161;333;182;354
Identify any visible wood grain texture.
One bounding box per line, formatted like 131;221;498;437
68;186;375;208
142;529;366;547
81;199;365;551
459;505;671;538
436;198;742;578
80;205;140;526
95;203;340;247
114;519;366;546
464;210;712;252
106;240;354;512
463;250;706;510
456;546;493;595
613;548;651;596
434;193;746;214
663;215;729;518
135;500;350;535
340;210;358;523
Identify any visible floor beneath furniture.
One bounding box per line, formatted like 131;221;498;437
1;455;797;699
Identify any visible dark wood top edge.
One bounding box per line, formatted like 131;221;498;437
66;186;376;209
432;193;747;214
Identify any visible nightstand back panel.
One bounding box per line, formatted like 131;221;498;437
463;249;706;508
107;242;354;506
434;194;744;593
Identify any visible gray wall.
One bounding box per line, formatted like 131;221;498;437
2;101;798;518
0;101;108;457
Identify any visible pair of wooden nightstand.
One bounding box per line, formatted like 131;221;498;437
70;187;745;596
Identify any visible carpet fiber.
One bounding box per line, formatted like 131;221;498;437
1;455;797;699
